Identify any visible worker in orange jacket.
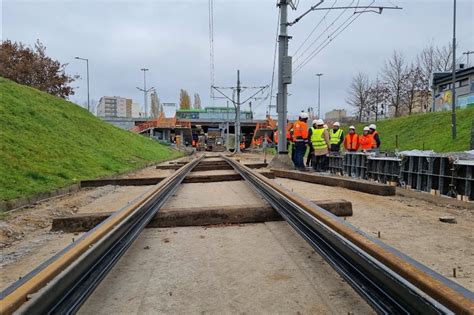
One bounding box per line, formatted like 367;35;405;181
292;112;309;170
343;126;360;152
359;126;374;151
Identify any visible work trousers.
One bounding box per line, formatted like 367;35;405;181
293;141;307;169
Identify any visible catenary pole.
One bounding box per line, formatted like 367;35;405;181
236;70;241;153
277;0;290;153
316;73;323;118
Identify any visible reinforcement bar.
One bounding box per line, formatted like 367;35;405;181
223;156;474;314
0;156;204;315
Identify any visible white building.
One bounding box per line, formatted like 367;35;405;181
97;96;140;118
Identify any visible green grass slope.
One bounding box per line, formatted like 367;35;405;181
350;107;473;153
0;77;181;202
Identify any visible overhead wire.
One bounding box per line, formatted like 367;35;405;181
293;0;354;65
292;0;338;58
293;0;375;74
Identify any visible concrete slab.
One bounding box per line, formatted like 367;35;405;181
79;223;373;314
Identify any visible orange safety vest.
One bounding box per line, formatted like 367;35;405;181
359;134;374;150
344;134;359;151
286;123;293;140
292;120;308;142
371;131;379;148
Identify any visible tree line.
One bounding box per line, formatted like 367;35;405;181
347;43;457;122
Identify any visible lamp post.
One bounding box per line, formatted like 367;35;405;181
316;73;323;118
136;68;154;118
451;0;457;140
75;57;90;112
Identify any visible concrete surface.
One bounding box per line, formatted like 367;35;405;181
79;222;373;314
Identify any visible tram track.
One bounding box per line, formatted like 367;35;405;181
1;154;473;314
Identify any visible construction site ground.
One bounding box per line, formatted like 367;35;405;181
1;152;473;303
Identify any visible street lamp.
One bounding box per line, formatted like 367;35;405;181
75;56;90;112
316;73;323;118
462;51;474;67
136;68;154;118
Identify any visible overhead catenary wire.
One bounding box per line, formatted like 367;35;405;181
293;0;338;59
293;0;354;65
293;0;375;74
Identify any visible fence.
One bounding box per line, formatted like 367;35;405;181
327;152;473;201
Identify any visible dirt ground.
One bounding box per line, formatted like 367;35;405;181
274;177;474;290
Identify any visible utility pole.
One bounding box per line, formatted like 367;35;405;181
236;70;241;153
463;51;474;67
226;100;230;151
451;0;457;140
75;57;90;112
316;73;323;118
276;0;291;154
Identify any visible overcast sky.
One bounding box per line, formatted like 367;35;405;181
2;0;473;118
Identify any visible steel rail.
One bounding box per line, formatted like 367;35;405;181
0;156;204;315
223;156;474;314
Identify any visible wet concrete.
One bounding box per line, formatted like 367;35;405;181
79;222;373;314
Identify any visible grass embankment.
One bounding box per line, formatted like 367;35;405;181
349;107;474;153
0;77;182;202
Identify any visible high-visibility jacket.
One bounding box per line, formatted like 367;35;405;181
292;120;308;142
310;127;327;149
274;130;279;144
286;123;294;140
329;129;343;145
344;134;359;151
372;130;380;148
359;134;374;150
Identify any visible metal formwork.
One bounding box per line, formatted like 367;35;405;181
330;152;473;201
367;156;401;184
328;155;343;175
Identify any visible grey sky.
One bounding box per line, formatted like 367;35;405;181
2;0;473;118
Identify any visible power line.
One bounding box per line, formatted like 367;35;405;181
293;0;376;74
293;0;354;65
293;0;338;58
266;11;280;115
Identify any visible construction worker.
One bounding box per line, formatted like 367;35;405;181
329;122;344;155
359;126;374;151
369;124;381;150
292;112;309;170
308;119;330;172
343;126;360;152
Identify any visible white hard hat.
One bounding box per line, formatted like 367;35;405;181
323;124;328;129
349;125;355;130
315;119;324;125
312;119;318;125
333;122;340;127
299;112;309;119
363;126;370;131
369;124;376;130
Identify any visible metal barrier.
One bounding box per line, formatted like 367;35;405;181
328;152;473;201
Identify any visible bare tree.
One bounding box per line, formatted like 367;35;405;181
382;50;408;117
402;64;426;115
346;72;371;122
193;93;202;109
366;79;390;121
